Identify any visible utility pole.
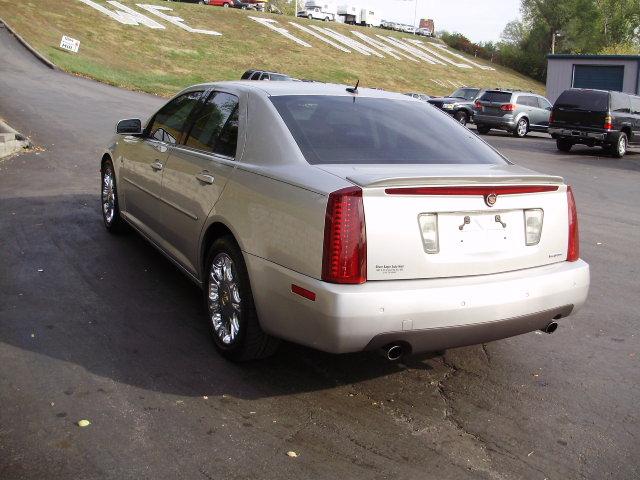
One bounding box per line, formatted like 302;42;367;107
413;0;418;34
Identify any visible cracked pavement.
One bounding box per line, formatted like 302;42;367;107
1;26;639;479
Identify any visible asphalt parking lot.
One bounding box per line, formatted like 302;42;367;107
1;27;639;480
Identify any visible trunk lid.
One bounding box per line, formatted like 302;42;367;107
318;164;568;280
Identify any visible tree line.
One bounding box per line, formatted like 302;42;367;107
439;0;640;82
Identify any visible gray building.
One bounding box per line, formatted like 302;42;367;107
546;54;640;103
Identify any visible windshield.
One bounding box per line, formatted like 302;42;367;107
270;95;507;165
450;88;479;100
555;89;609;112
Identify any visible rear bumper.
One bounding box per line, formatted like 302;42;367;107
246;256;590;355
474;114;516;129
549;127;610;144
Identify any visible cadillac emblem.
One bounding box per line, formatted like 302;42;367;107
485;193;497;207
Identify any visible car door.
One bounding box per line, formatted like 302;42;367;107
119;90;203;237
537;96;553;128
158;91;242;274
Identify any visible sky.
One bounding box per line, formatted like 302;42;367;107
340;0;522;43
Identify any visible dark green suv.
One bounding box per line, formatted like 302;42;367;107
549;89;640;158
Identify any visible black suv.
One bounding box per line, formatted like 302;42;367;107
549;89;640;158
428;87;483;126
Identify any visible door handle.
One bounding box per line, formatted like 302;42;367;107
195;172;215;184
150;160;163;171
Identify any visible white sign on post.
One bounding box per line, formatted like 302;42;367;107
60;35;81;53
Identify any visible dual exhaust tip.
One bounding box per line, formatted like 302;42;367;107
380;320;560;362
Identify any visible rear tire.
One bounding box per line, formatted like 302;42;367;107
205;236;280;361
476;125;490;135
454;110;469;126
513;118;528;138
556;138;573;152
610;132;627;158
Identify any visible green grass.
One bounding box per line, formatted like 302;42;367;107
0;0;544;97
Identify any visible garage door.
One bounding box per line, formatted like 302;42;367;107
573;65;624;91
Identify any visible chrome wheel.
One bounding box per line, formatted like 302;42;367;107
208;253;241;345
516;119;528;137
102;166;115;224
618;135;627;156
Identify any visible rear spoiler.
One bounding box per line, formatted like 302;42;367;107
347;174;565;188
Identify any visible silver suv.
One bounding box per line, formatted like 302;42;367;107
473;90;553;137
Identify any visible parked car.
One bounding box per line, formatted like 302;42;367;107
428;87;483;126
474;89;553;137
240;69;293;81
549;88;640;158
101;82;589;361
204;0;233;6
404;92;430;101
415;27;432;37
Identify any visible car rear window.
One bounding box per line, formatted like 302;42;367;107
555;90;609;112
480;91;512;103
270;95;507;165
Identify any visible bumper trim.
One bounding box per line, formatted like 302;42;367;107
364;304;574;354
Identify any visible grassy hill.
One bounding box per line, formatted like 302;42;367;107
0;0;544;97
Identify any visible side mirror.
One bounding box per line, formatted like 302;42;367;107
116;118;142;135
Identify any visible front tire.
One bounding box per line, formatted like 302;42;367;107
556;138;573;152
454;110;469;126
205;236;280;361
101;159;126;233
611;132;627;158
514;118;528;138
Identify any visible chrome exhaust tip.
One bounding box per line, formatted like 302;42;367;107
382;344;404;362
541;321;559;334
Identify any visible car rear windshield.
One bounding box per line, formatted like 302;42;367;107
270;95;507;165
554;90;609;112
480;91;512;103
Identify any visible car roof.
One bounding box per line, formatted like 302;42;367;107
187;80;414;100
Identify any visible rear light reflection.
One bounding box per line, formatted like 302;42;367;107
418;214;439;253
322;187;367;284
523;209;544;245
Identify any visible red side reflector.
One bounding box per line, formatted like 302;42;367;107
291;284;316;301
385;185;559;196
566;186;579;262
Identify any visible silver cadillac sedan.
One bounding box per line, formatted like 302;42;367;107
101;81;590;361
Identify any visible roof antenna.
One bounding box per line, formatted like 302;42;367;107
346;79;359;94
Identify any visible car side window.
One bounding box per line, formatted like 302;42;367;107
250;71;262;80
610;92;630;113
147;91;203;144
518;96;536;107
184;91;239;158
631;97;640;115
538;97;552;110
260;73;271;81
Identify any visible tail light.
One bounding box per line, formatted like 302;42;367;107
474;100;482;109
566;186;579;262
500;103;515;112
604;114;613;130
322;187;367;284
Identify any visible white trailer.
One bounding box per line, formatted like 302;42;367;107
298;1;337;22
337;3;379;27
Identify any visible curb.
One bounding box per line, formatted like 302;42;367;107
0;119;33;159
0;17;58;70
